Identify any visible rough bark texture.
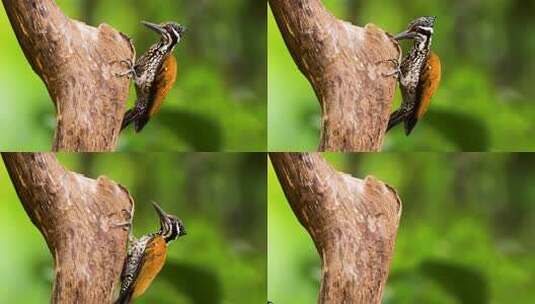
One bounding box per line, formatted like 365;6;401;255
270;152;402;304
269;0;400;151
2;152;134;303
2;0;134;151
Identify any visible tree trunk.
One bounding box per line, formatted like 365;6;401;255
2;0;134;151
270;152;402;303
2;152;134;303
269;0;400;151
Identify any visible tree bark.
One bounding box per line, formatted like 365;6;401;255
269;0;400;151
2;152;134;303
270;152;402;303
2;0;134;151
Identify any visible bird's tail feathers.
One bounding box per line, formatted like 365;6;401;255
114;289;133;304
387;109;408;133
404;114;418;135
134;116;150;133
121;108;139;131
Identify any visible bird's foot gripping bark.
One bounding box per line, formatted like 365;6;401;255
377;58;401;79
121;107;141;131
113;58;136;79
112;208;135;242
113;33;137;79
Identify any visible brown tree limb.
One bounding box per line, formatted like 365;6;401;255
2;152;134;303
2;0;134;151
270;152;402;303
269;0;400;151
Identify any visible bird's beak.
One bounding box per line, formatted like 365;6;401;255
393;30;416;41
151;201;168;224
142;21;166;35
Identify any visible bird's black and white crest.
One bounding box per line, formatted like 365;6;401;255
161;22;185;48
151;201;186;243
407;16;436;37
160;215;187;243
394;16;436;51
142;21;185;53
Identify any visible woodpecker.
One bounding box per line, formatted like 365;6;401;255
117;21;185;132
115;201;186;304
385;16;442;135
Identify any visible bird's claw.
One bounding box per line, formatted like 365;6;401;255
112;208;134;231
119;59;134;67
111;58;136;78
376;58;401;79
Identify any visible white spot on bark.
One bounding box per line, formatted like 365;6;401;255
341;21;364;44
74;21;98;42
367;216;377;233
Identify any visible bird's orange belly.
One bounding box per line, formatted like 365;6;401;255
416;52;441;119
149;55;178;117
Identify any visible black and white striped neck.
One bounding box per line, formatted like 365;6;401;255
413;31;432;54
158;216;186;243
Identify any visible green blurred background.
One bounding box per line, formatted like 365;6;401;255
268;1;535;151
269;153;535;303
0;0;266;151
0;153;266;303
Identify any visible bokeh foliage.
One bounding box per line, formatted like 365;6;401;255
268;0;535;151
269;153;535;303
0;153;267;303
0;0;266;151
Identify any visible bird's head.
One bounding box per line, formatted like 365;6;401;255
394;16;436;44
151;201;187;243
142;21;185;50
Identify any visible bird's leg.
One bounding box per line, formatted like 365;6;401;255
113;34;137;79
377;58;402;79
378;36;403;79
112;208;135;243
120;32;137;60
114;59;136;79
